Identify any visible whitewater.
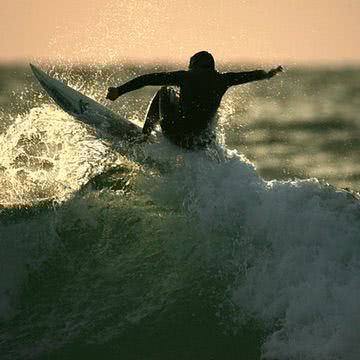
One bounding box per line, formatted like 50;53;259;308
0;65;360;360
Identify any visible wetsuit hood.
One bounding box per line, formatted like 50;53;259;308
189;51;215;71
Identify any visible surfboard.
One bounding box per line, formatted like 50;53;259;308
30;64;142;140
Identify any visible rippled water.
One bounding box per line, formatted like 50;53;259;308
0;64;360;360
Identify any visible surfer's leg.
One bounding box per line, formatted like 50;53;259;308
159;87;179;135
143;87;178;136
143;91;161;135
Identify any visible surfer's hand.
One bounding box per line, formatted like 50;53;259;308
268;66;283;78
106;87;120;101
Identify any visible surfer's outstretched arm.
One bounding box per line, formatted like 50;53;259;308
106;71;185;101
223;66;283;87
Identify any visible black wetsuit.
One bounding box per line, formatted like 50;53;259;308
116;68;270;148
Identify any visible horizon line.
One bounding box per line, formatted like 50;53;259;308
1;56;360;69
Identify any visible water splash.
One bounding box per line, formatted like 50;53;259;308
0;104;119;207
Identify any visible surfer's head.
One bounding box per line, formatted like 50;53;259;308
189;51;215;71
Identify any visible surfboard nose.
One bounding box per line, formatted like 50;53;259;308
30;63;46;83
29;63;39;74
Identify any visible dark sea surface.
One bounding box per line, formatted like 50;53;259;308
1;63;360;359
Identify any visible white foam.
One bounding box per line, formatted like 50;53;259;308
0;105;118;206
140;144;360;360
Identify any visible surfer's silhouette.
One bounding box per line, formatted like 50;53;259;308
107;51;283;148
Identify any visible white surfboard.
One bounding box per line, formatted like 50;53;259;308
30;64;142;140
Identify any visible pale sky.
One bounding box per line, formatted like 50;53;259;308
1;0;360;65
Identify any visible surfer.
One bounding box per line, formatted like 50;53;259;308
106;51;283;148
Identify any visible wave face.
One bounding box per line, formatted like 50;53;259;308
1;65;360;359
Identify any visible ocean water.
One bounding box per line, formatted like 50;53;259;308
0;63;360;359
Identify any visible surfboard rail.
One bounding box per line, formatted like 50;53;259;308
30;64;142;140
